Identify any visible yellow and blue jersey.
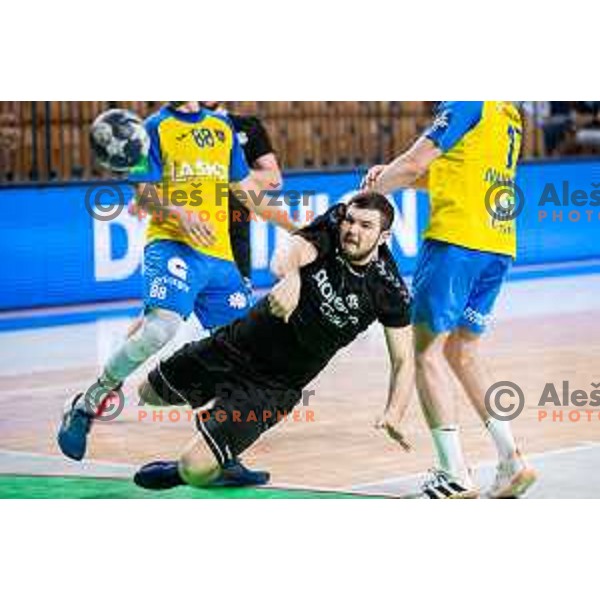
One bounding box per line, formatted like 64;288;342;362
424;101;523;258
130;104;250;261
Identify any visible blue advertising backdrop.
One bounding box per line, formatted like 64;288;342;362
1;160;599;311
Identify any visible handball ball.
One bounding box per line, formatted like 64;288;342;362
90;109;150;172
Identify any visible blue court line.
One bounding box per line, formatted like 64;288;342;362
0;260;599;333
507;258;600;281
0;305;141;332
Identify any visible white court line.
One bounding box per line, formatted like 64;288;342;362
350;441;600;492
3;444;600;498
0;449;136;473
0;449;396;496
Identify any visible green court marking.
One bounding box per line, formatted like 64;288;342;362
0;475;387;499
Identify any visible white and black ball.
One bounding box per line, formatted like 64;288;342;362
90;109;150;172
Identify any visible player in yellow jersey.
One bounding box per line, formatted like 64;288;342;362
58;101;293;470
365;101;537;498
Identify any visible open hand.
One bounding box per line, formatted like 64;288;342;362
375;415;412;452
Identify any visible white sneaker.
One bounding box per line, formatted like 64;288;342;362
488;452;537;499
421;469;479;499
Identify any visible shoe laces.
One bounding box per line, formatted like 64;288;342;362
422;468;450;490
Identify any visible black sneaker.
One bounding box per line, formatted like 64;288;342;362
210;459;270;487
133;461;184;490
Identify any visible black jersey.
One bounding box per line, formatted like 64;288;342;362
226;113;275;279
213;204;411;389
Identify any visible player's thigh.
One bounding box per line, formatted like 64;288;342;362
143;240;208;319
145;336;227;408
193;257;252;330
411;240;478;334
457;254;512;334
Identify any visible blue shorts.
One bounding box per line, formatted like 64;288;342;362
143;240;251;329
411;240;512;335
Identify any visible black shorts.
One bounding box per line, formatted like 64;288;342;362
146;337;302;465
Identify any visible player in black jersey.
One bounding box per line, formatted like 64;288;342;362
201;101;281;286
133;191;413;490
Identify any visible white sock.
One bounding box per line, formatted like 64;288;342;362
486;418;518;462
431;426;471;483
75;311;180;415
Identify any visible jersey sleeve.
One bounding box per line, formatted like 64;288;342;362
229;123;251;183
372;247;412;328
293;204;344;260
244;117;275;165
423;101;484;153
128;115;163;183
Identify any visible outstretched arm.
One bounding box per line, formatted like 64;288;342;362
365;102;485;195
364;136;441;195
375;326;415;451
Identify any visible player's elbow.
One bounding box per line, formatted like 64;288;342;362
270;254;287;279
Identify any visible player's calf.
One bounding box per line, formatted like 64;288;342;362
178;437;222;487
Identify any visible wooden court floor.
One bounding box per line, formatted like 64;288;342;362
1;305;598;491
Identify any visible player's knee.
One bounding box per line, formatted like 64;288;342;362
414;343;444;372
178;450;219;487
444;336;479;372
138;380;164;407
134;310;182;357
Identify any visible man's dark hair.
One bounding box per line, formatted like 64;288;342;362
347;191;395;232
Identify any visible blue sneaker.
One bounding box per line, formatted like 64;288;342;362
134;461;184;490
57;393;94;461
211;459;270;487
133;458;270;490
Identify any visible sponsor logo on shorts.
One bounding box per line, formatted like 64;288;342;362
149;274;190;300
228;291;248;310
463;306;493;329
167;257;188;281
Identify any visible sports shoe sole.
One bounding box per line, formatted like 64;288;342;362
422;487;480;499
489;468;538;499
